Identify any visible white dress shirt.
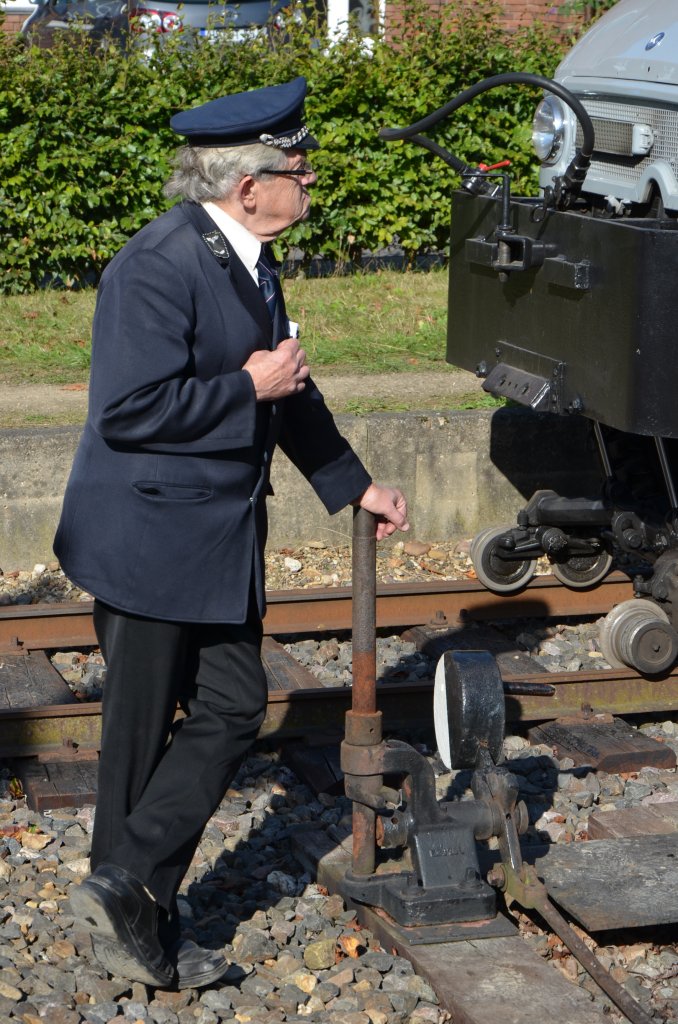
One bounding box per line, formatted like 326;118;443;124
202;202;262;284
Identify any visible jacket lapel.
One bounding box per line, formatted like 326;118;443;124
180;201;273;346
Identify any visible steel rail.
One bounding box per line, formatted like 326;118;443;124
0;573;634;653
2;662;677;759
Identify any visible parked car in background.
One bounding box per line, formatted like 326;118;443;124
21;0;297;50
21;0;127;48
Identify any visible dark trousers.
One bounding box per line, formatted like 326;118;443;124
90;599;268;912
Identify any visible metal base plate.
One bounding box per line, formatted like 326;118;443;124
291;827;609;1023
379;912;517;945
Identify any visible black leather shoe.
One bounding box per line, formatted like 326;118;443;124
70;864;175;987
167;938;230;990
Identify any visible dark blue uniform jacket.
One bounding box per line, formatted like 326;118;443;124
53;202;371;623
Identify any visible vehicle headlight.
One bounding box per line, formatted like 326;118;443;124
532;96;566;165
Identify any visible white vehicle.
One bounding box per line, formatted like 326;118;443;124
535;0;678;215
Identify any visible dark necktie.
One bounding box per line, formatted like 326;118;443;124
256;247;280;323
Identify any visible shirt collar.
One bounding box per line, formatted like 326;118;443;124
202;202;261;282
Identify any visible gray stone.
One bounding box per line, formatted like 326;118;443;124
327;994;362;1012
122;1002;149;1020
240;973;276;998
82;1003;122;1023
199;988;236;1013
405;975;439;1003
354;967;382;988
178;1009;219;1024
625;782;654;801
387;990;419;1015
232;928;278;963
315;981;341;1002
278;983;309;1012
358;952;394;973
148;1007;179;1024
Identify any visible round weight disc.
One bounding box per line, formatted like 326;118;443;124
433;649;505;770
551;548;613;589
599;598;676;673
628;619;678;674
472;526;537;594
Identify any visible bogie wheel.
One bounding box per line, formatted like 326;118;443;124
470;526;504;567
471;525;537;594
551;548;613;589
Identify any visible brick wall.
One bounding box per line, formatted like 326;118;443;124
1;0;37;35
403;0;578;32
383;0;580;50
498;0;575;31
2;11;28;33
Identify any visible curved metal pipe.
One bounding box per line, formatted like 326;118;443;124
379;72;594;157
379;72;596;204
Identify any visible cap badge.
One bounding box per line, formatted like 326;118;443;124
259;126;310;149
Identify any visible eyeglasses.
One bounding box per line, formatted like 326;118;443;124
258;164;314;178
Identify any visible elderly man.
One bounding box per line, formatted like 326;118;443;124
55;77;409;991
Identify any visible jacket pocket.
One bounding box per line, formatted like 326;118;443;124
132;480;213;502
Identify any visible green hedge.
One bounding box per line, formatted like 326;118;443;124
0;0;566;293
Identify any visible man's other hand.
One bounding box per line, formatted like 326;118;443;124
355;483;410;541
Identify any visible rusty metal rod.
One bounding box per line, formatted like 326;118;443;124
492;862;655;1024
536;891;655;1024
349;507;380;876
351;507;377;715
351;803;377;877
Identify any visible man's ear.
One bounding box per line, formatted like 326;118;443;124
239;175;257;210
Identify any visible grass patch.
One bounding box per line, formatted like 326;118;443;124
0;270;507;425
336;392;505;415
0;270;450;384
285;270;450;373
451;392;506;411
0;290;96;384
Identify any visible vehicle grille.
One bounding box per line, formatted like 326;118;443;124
575;99;678;187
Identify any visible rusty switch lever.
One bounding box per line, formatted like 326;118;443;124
345;506;381;879
487;802;655;1024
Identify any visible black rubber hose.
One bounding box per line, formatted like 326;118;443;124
378;72;595;201
379;71;594;157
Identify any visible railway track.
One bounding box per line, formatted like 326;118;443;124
3;571;677;761
0;571;635;651
3;566;676;1024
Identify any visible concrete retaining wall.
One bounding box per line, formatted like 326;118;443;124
0;408;600;570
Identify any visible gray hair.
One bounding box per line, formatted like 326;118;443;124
163;143;289;202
